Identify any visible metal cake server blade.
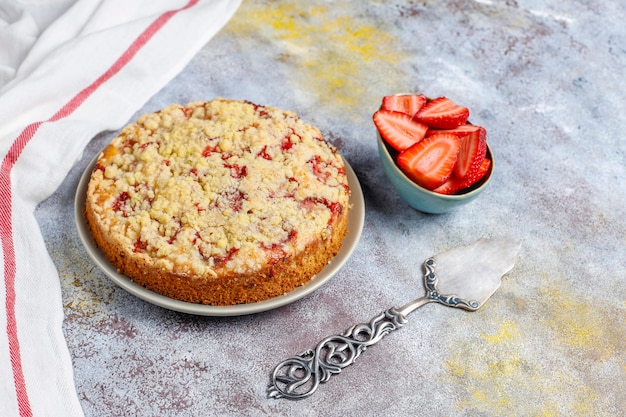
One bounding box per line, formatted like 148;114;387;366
268;236;521;400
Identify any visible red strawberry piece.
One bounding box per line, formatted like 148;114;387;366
434;157;491;195
425;123;482;138
381;94;426;117
396;132;460;190
414;97;469;129
373;109;428;152
453;125;487;179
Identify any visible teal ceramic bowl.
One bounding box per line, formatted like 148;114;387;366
376;132;493;214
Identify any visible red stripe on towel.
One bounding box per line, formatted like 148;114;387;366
0;1;199;415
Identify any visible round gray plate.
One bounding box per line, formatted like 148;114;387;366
75;152;365;316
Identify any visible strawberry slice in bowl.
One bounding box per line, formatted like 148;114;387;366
396;133;460;190
414;96;469;130
452;125;487;179
434;157;492;195
373;109;428;152
381;94;426;117
425;123;483;138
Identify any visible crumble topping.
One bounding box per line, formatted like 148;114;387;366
87;98;350;277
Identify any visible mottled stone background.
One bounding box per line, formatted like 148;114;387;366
36;1;625;416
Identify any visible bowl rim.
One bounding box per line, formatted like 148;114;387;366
376;131;493;200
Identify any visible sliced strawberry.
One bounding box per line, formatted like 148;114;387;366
425;123;482;138
396;133;460;190
453;125;487;179
414;97;469;129
381;94;426;117
434;157;491;195
373;109;428;152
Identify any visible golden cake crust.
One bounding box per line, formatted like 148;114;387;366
85;98;350;306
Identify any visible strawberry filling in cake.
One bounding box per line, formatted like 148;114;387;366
85;98;351;306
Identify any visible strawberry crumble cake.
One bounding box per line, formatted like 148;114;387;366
85;98;351;306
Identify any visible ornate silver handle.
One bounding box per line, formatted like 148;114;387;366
267;257;481;400
267;307;409;400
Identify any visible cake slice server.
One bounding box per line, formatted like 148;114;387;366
267;236;521;400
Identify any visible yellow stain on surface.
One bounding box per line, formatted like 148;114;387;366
441;282;624;416
538;284;617;359
224;1;403;109
481;319;518;344
443;319;528;416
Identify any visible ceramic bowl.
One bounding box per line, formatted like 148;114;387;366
376;131;493;214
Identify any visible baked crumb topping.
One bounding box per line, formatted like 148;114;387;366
87;99;350;277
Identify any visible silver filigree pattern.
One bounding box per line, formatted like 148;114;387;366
268;308;408;400
422;258;480;310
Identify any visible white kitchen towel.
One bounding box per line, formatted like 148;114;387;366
0;1;241;416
